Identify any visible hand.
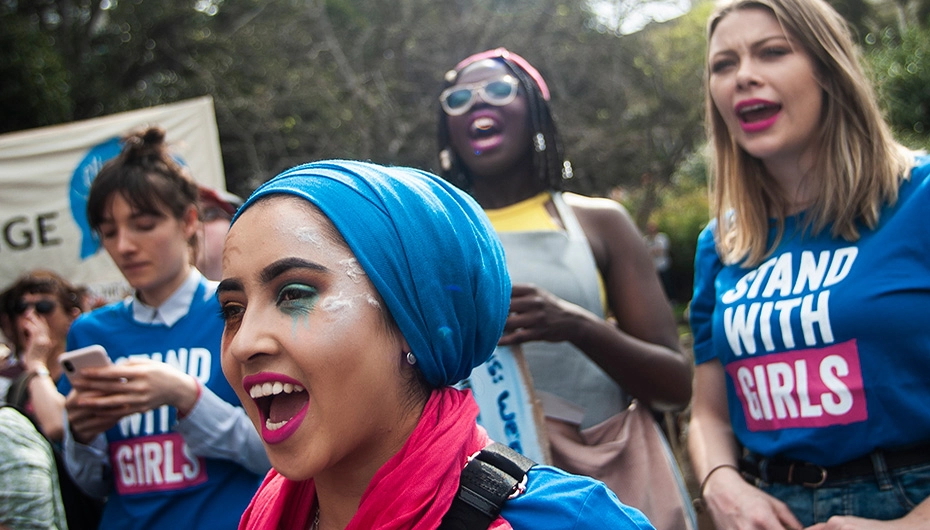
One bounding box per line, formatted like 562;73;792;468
66;359;199;433
65;387;126;444
17;312;56;367
703;467;804;530
499;284;592;346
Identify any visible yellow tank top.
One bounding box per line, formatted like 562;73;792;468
485;192;609;314
485;192;560;232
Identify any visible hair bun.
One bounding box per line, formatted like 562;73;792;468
140;126;166;146
122;126;167;161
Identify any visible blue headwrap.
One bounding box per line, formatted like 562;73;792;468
232;160;511;388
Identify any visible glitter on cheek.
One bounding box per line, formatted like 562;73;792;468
319;292;355;313
340;258;366;283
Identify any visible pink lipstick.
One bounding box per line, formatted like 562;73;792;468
242;373;310;445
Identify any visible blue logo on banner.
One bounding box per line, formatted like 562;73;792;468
70;137;122;259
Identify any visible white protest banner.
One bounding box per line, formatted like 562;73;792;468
458;345;550;464
0;97;225;299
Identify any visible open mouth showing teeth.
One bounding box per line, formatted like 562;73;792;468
470;117;500;138
739;102;782;123
249;381;308;431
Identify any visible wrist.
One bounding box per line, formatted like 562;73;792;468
693;463;741;513
29;365;51;378
70;422;96;446
175;375;202;418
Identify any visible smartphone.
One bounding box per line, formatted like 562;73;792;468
59;344;112;376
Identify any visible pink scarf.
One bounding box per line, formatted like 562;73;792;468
239;388;512;530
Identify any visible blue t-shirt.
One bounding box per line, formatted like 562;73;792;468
63;279;261;529
691;156;930;466
503;465;655;529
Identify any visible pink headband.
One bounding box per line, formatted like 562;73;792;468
452;48;550;101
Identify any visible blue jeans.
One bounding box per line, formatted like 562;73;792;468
761;461;930;525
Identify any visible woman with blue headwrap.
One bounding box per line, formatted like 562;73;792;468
219;160;655;529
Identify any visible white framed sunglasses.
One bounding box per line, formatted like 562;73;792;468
439;75;520;116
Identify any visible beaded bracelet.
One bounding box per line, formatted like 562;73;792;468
692;463;740;513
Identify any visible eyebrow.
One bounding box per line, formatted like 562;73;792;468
217;257;330;296
216;278;243;295
261;257;330;283
99;210;164;224
752;35;790;48
711;35;790;57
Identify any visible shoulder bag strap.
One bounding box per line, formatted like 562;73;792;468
439;442;535;530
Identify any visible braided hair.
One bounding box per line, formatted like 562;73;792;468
437;52;572;192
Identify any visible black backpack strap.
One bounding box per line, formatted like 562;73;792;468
439;442;536;530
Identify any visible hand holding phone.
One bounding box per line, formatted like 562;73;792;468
59;345;112;377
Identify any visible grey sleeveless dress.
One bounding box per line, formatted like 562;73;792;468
496;192;629;429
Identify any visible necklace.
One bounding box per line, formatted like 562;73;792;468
309;506;320;530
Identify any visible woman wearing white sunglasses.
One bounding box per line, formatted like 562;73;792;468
436;48;695;530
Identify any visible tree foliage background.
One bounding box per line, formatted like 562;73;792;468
2;0;928;301
0;0;717;197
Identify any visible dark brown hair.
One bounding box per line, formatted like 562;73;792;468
86;126;200;250
1;270;86;349
2;270;85;315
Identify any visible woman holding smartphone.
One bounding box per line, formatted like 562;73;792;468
61;127;269;529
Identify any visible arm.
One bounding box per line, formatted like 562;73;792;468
69;359;268;475
687;232;802;530
64;358;198;443
175;383;271;475
499;196;691;409
22;367;66;442
587;202;689;408
17;313;66;442
62;391;113;498
688;361;802;530
692;367;930;530
66;358;198;419
62;358;198;494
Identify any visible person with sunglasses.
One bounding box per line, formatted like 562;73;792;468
0;269;106;530
0;269;86;442
436;49;695;530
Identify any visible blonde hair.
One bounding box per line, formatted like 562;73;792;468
705;0;913;266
